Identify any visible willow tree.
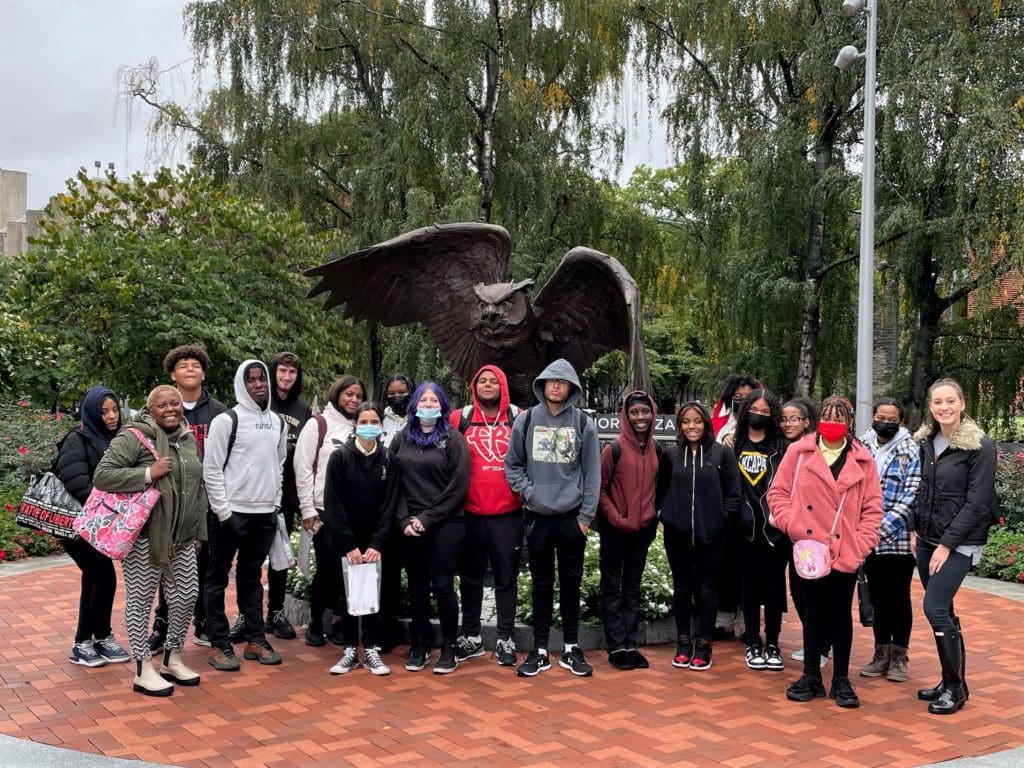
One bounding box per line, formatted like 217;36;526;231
873;0;1024;422
614;1;864;397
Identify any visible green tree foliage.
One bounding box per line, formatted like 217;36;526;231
2;166;358;404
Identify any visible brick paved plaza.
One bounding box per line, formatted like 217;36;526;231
1;559;1022;767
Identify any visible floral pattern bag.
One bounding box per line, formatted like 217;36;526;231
73;428;162;560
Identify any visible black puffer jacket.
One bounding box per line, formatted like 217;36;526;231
55;429;105;505
913;417;997;548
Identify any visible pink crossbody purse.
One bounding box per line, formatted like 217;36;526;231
74;428;162;560
788;453;847;580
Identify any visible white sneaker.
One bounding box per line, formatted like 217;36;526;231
363;648;391;676
329;646;361;675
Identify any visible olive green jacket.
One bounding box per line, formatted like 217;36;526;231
93;415;207;579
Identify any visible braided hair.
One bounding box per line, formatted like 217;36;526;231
818;395;858;443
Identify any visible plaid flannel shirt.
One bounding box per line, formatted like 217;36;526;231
860;427;921;556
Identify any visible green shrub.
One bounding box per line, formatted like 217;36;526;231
0;483;63;562
995;450;1024;532
518;528;674;627
978;526;1024;583
0;401;72;487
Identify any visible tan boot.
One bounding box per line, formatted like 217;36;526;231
859;644;891;678
887;646;909;682
133;659;173;697
160;648;201;686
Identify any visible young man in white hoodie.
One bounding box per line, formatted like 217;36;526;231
203;360;288;671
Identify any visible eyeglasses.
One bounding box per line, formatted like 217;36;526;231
780;416;807;424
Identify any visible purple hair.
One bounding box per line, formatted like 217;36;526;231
404;381;453;447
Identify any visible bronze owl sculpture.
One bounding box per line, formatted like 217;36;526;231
306;222;651;405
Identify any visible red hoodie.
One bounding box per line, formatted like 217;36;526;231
448;365;521;515
598;391;661;533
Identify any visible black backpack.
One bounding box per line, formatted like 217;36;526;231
456;403;520;433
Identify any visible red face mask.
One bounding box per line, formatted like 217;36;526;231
817;420;848;442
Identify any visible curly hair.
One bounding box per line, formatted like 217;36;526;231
733;388;785;452
163;345;211;374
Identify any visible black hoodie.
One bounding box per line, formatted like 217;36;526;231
182;389;229;459
269;352;313;512
657;401;742;544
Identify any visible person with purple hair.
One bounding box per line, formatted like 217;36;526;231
391;381;471;674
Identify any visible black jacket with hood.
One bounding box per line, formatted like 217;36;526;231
733;434;786;545
657;401;742;544
913;417;997;548
269;352;313;512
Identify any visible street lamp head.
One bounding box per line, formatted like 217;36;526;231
841;0;866;16
834;45;862;72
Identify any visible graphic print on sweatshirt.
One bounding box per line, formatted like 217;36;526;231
531;426;577;463
738;449;768;486
464;425;512;466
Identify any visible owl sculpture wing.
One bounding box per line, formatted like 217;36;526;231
531;247;651;396
306;223;511;383
307;223;651;403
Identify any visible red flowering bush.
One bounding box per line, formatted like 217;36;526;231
978;527;1024;583
0;400;70;487
995;450;1024;532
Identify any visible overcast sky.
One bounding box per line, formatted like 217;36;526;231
1;0;669;211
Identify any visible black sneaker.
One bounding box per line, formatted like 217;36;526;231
434;642;459;674
559;646;593;677
328;620;347;646
608;648;634;670
690;638;713;670
764;643;784;671
495;637;518;667
405;647;431;672
455;635;485;662
147;616;167;654
787;673;827;702
517;650;551;677
628;649;649;669
228;614;246;644
268;609;297;640
673;635;692;668
305;626;326;647
746;640;766;670
829;676;861;708
69;641;106;667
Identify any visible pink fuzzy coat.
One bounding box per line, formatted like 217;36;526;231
767;433;883;574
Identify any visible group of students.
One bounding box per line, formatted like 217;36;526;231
54;348;996;715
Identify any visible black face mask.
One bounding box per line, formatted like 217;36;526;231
732;398;746;414
387;394;411;416
747;413;771;431
873;420;900;439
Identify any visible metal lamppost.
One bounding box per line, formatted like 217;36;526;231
836;0;878;433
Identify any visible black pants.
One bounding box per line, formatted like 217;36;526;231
205;513;276;648
156;508;215;627
864;552;916;647
336;556;381;648
599;521;657;650
460;511;524;640
716;523;743;620
62;536;117;643
308;523;342;632
740;536;790;645
663;526;723;641
527;512;587;649
916;540;972;634
800;569;857;678
266;504;296;614
788;558;806;621
379;521;406;632
405;518;464;648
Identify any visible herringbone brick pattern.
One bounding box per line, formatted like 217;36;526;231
1;564;1022;767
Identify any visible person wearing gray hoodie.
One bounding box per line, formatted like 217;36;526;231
504;359;601;678
202;360;288;671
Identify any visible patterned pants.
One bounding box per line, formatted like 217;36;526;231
122;538;198;659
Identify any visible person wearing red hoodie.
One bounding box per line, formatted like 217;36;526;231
768;395;883;709
598;391;664;671
450;365;523;667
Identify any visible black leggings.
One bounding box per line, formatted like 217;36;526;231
62;536;117;643
800;569;857;678
663;527;723;642
916;540;972;634
405;518;464;648
864;552;915;647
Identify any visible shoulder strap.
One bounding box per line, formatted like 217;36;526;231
223;410;238;471
789;452;805;501
457;404;473;434
310;414;328;478
610;439;622;474
127;427;160;460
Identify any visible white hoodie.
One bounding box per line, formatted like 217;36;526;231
203;360;288;521
292;401;355;520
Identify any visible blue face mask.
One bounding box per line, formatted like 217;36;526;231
416;406;442;424
355;425;383;441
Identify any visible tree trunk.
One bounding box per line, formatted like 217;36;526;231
793;143;830;396
905;244;942;425
368;321;383;401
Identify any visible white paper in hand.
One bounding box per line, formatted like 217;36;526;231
298;527;315;576
342;560;381;616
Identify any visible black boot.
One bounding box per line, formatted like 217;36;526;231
928;631;966;715
955;616;969;701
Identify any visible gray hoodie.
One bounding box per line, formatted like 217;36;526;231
203;359;288;521
504;359;601;526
